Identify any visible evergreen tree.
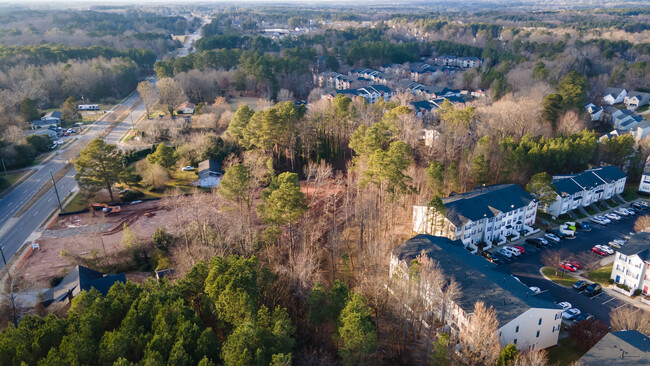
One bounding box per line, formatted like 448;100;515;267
338;293;377;365
74;139;123;202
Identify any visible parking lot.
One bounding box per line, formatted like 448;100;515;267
492;207;639;324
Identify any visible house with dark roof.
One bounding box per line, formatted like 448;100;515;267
390;235;562;350
602;87;627;105
625;91;650;111
41;111;62;124
413;184;538;251
42;265;126;306
610;232;650;296
585;103;604;121
577;330;650;365
410;100;438;118
336;85;394;104
178;102;195;114
198;159;222;188
542;166;627;217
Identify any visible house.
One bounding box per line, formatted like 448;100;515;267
31;119;59;130
625;91;650;110
390;235;562;351
412;184;538;250
542;166;627;217
32;128;58;139
178;102;195;114
577;330;650;366
336;85;394;104
585;103;603;121
610;232;650;295
42;265;126;306
198;159;222;188
632;121;650;142
639;156;650;194
422;128;440;147
410;100;438;119
471;89;486;98
602;87;627;105
458;56;482;68
611;109;635;128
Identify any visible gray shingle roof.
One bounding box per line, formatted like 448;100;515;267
392;234;559;326
42;265;126;305
578;330;650;366
552;177;583;196
589;166;626;183
418;184;534;227
617;232;650;261
551;166;625;195
198;159;222;180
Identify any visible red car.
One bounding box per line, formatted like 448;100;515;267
513;245;525;254
569;260;581;269
592;246;607;256
559;262;577;272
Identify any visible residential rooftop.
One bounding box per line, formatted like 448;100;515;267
392;234;559;326
618;232;650;261
577;330;650;366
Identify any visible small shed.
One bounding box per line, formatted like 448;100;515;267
198;159;222;188
42;265;126;306
178;102;195;115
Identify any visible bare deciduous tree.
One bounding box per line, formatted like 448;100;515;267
514;348;549;366
157;77;186;117
541;249;567;276
610;306;650;336
458;301;501;366
634;215;650;233
137;80;157;118
557;110;587;135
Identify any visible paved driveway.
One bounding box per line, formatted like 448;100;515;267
498;214;637;324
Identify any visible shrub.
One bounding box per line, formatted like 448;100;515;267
616;283;630;291
608;278;615;284
152;226;174;251
633;289;642;296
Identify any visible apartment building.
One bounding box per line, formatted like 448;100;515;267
611;232;650;296
390;235;562;351
542;166;627;217
640;157;650;194
412;184;538;251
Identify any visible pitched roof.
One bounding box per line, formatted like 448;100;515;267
551;177;583;196
392;234;559;326
588;166;626;183
578;330;650;366
603;87;626;98
179;102;195;109
411;100;438;112
42;265;126;304
42;111;62;119
198;159;222;175
617;232;650;261
571;171;606;190
418;184;534;227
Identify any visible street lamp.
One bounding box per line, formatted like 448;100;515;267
50;170;63;211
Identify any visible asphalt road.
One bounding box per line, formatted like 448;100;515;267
0;29;200;270
503;214;637;324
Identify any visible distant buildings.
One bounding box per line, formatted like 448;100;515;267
577;330;650;366
610;232;650;296
640;157;650;194
541;166;627;217
433;55;483;68
390;234;562;351
412;184;538;250
32;110;62;129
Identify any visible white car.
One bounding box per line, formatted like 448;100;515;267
595;215;612;224
605;213;621;221
624;208;637;215
614;208;629;216
562;308;581;320
612;239;625;246
504;246;521;257
544;233;560;243
529;286;541;294
557;301;572;310
599;245;614;255
181;166;195;171
608;241;621;249
498;248;513;258
590;217;606;225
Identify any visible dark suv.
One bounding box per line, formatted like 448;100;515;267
585;283;602;297
481;251;501;264
526;238;546;248
573;280;589;291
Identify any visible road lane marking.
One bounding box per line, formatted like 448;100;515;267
602;297;616;305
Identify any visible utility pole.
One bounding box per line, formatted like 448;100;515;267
0;245;6;267
1;159;7;180
50;170;63;211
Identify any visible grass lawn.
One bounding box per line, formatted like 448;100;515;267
546;337;587;366
606;199;620;207
622;186;641;202
542;267;577;287
63;192;88;213
585;264;613;285
0;170;31;190
537;211;561;225
585;205;599;215
227;96;261;111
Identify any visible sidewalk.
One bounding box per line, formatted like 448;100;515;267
573;269;650;313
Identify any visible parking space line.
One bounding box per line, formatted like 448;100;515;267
591;293;604;299
602;297;616;305
614;303;628;310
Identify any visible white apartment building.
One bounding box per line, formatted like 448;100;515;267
413;184;538;251
543;166;627;217
390;235;562;351
611;232;650;296
640;157;650;194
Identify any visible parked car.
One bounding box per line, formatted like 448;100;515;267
562;308;581;320
632;202;646;210
481;251;502;264
181;166;195;171
614;208;629;216
573;280;589;291
547;229;567;239
624;207;637;215
600;245;614;255
574;313;594;322
592;246;608;256
557;301;572;310
569;260;581;269
545;233;561;243
608;241;622;249
585;283;602;296
497;248;513;258
526;238;544;248
529;286;541;294
513;245;526;254
503;246;521;257
612;239;625;246
605;213;621;221
590;217;607;225
559;262;578;272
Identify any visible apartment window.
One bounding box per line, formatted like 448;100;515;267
513;339;517;345
515;326;519;333
536;331;540;338
538;318;542;326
